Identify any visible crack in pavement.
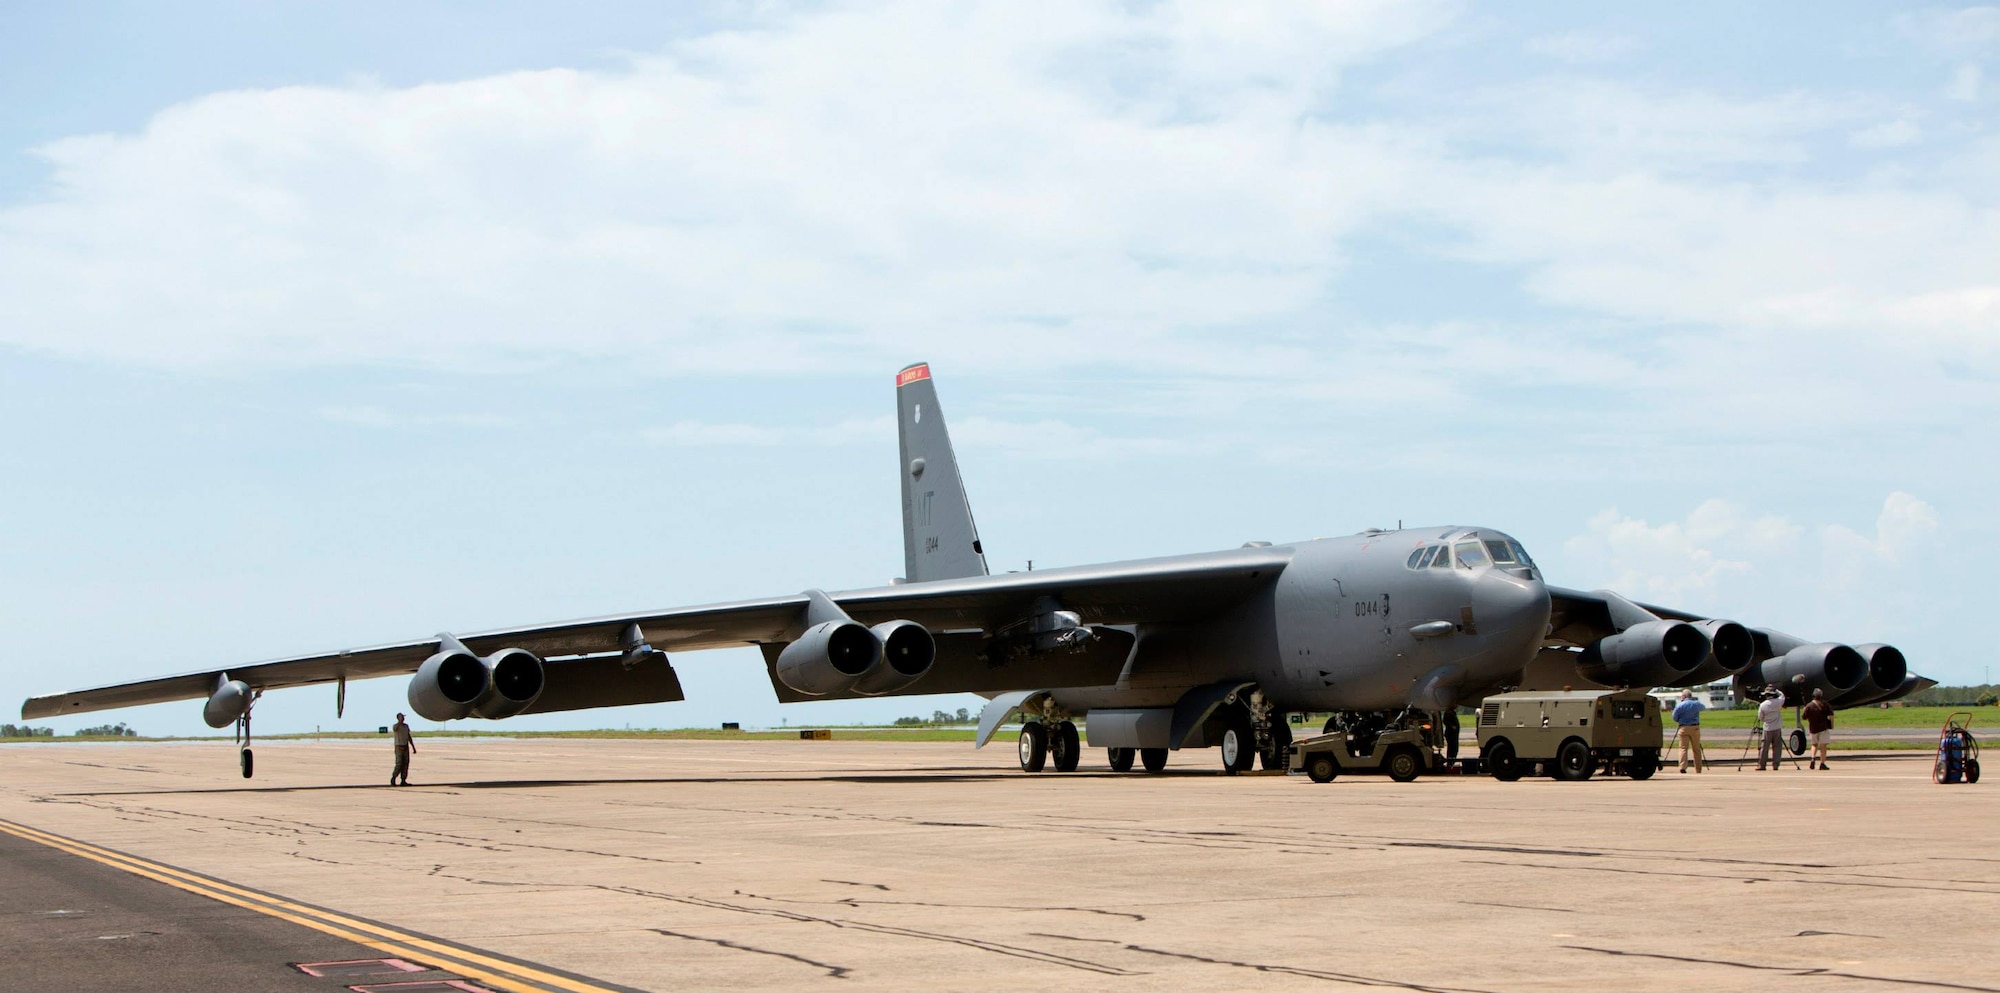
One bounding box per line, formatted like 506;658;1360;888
1031;935;1504;993
651;928;854;980
1466;859;2000;895
734;888;1147;922
1561;945;2000;993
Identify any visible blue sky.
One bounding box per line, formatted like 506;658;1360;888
3;1;1995;738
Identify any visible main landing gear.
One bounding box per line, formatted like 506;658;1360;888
1017;720;1082;773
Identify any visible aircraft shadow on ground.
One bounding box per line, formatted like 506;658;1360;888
55;769;1227;796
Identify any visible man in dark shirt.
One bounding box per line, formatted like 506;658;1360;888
391;713;416;786
1801;689;1835;770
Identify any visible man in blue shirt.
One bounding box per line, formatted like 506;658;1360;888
1671;689;1705;773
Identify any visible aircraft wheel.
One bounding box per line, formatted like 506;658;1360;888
1305;752;1339;784
1217;709;1255;775
1259;718;1293;771
1140;747;1168;773
1385;746;1422;783
239;748;254;779
1017;723;1047;773
1051;721;1081;773
1788;728;1807;756
1484;739;1522;782
1555;739;1594;781
1106;747;1135;772
1627;748;1659;781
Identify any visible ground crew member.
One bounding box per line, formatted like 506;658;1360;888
1756;688;1785;770
1672;689;1705;773
391;712;416;786
1802;688;1835;769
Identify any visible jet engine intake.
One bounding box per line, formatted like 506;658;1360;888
1576;620;1709;687
1677;619;1754;685
471;648;546;719
202;679;252;729
774;620;882;696
1834;644;1908;705
407;648;490;722
1751;642;1865;704
852;620;934;695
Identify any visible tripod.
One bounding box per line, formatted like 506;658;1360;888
1737;724;1799;771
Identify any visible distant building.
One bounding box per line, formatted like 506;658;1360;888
1649;681;1737;711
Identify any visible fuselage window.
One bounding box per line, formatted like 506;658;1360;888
1430;545;1452;568
1455;540;1489;568
1408;547;1426;569
1484;539;1516;564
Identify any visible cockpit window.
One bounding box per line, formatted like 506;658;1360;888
1454;540;1489;568
1429;545;1452;568
1407;547;1426;568
1509;540;1535;569
1484;539;1516;564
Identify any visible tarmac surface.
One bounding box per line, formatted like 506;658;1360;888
1;737;1994;993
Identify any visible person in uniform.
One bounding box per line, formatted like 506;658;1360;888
391;712;416;786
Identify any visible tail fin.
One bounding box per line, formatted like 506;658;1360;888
896;362;989;583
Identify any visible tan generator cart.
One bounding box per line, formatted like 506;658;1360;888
1474;688;1662;782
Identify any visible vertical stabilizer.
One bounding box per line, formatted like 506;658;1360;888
896;363;989;583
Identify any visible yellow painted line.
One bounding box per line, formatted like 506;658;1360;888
0;818;623;993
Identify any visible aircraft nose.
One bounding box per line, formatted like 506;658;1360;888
1474;568;1551;643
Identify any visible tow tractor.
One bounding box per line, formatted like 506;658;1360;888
1288;710;1448;783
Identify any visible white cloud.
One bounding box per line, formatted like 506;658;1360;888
1850;118;1923;148
1524;30;1639;65
1895;6;2000;56
1560;493;1940;624
1947;63;1984;101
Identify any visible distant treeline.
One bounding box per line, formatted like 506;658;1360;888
1899;684;1998;707
894;708;973;726
2;722;139;738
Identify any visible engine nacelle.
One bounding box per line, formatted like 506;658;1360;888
852;620;935;695
774;620;881;696
203;679;252;729
1674;619;1753;685
1750;642;1865;704
1577;620;1709;687
1833;643;1908;705
408;648;491;722
471;648;545;719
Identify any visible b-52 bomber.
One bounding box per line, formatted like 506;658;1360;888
23;363;1933;778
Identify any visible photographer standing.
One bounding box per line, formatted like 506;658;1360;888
1672;689;1705;773
1755;688;1785;770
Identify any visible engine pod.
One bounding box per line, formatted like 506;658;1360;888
1754;643;1865;704
774;620;881;696
472;648;546;719
852;620;935;695
1577;619;1709;687
1677;619;1753;685
408;649;490;721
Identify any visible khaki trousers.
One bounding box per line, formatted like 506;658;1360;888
1758;728;1783;768
392;747;410;785
1676;725;1704;771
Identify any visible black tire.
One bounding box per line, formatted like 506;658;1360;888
1107;747;1135;772
1555;739;1594;781
1140;747;1168;773
1305;752;1339;784
1217;708;1255;775
1017;723;1047;773
1260;718;1294;771
1051;721;1081;773
1788;728;1807;756
1966;758;1981;784
1627;748;1659;781
239;748;254;779
1485;739;1522;782
1385;746;1422;783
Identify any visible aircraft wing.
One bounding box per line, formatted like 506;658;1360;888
22;545;1291;721
1544;586;1619;646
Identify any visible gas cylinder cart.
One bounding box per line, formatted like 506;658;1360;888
1288;712;1445;784
1934;712;1981;785
1474;688;1663;782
